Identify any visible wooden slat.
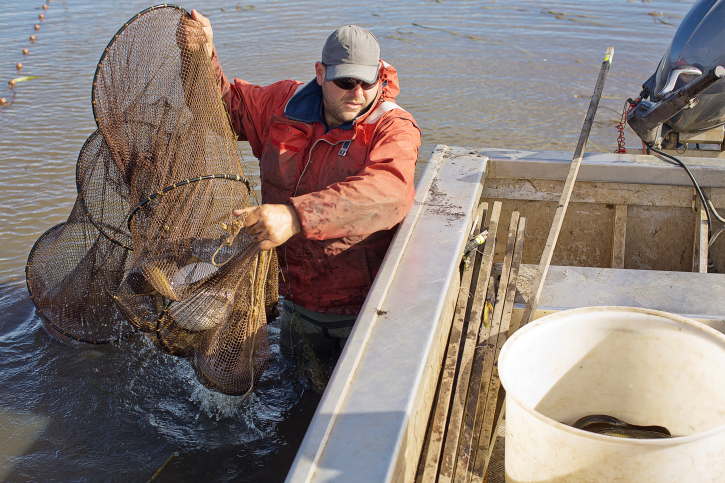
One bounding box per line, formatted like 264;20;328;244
417;202;488;482
482;404;505;483
483;178;699;208
699;205;708;273
611;204;627;269
437;202;502;483
453;213;521;483
472;218;527;482
692;190;700;272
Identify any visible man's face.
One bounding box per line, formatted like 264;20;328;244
315;62;379;128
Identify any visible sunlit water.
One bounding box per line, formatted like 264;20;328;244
0;0;692;481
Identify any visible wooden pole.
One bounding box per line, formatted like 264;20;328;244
516;46;614;333
478;46;614;481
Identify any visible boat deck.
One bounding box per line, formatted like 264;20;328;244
287;146;725;482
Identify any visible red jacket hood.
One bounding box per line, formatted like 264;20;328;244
378;60;400;103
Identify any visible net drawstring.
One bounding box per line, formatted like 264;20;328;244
212;215;247;266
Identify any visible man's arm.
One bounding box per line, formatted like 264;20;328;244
180;9;300;155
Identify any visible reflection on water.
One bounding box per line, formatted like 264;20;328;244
0;0;691;480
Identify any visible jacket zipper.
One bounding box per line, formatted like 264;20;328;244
293;134;357;197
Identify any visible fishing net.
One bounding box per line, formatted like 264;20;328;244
25;5;278;397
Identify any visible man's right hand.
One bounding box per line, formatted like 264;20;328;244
233;204;302;251
176;8;214;58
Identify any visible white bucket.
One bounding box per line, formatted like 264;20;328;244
498;306;725;483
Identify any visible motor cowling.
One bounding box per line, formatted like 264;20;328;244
628;0;725;145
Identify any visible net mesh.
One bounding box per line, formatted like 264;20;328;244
25;5;277;397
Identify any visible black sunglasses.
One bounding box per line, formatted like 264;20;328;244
332;76;378;91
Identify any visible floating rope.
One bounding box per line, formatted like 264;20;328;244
0;0;50;113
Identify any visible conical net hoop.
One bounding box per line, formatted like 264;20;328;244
25;5;277;397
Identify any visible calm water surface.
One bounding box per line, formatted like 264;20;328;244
0;0;692;481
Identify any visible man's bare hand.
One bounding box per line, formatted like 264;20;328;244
176;8;214;58
233;204;301;251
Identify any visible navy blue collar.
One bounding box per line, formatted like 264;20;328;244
284;79;355;132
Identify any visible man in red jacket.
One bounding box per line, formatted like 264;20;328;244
186;10;421;355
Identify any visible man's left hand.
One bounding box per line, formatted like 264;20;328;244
233;204;301;251
176;9;214;58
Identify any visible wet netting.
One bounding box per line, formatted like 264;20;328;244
25;5;278;398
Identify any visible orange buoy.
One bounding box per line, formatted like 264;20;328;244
8;79;16;87
34;24;40;31
30;34;36;41
23;48;29;55
16;63;23;71
39;13;44;20
42;4;47;9
0;98;7;107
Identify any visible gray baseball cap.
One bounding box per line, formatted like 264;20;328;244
321;25;380;84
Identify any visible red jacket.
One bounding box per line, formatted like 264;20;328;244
212;50;421;315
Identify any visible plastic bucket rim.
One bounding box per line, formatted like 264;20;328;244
498;305;725;445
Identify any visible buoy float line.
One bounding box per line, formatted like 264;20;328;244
0;3;50;113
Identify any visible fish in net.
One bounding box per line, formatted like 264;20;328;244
25;5;278;398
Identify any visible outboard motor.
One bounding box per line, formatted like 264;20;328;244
627;0;725;148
